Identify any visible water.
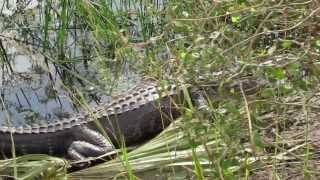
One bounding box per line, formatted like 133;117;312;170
0;0;143;126
0;43;140;126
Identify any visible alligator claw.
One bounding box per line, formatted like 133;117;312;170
68;126;114;161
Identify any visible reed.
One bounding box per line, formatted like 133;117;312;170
1;0;320;179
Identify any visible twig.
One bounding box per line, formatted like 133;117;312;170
222;7;320;55
302;93;311;177
240;82;256;154
0;39;14;74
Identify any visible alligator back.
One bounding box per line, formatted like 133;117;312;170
87;80;182;146
0;79;182;158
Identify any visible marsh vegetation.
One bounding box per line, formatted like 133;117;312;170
1;0;320;179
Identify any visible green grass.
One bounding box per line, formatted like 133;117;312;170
1;0;320;179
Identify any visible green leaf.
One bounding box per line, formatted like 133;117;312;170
231;16;240;23
253;130;267;149
278;83;294;95
315;39;320;49
235;0;248;4
173;20;184;27
180;52;187;59
261;88;275;98
281;40;292;49
273;68;286;79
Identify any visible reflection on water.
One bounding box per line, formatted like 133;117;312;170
0;48;139;126
0;0;144;127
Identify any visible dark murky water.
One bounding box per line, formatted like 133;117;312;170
0;45;140;126
0;0;144;126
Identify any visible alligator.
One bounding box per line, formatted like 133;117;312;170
0;77;263;161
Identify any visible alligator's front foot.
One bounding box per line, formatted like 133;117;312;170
68;126;114;161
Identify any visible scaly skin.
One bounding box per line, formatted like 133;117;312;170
0;77;263;160
0;80;181;160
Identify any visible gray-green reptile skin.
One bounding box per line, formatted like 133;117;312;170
0;78;262;160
